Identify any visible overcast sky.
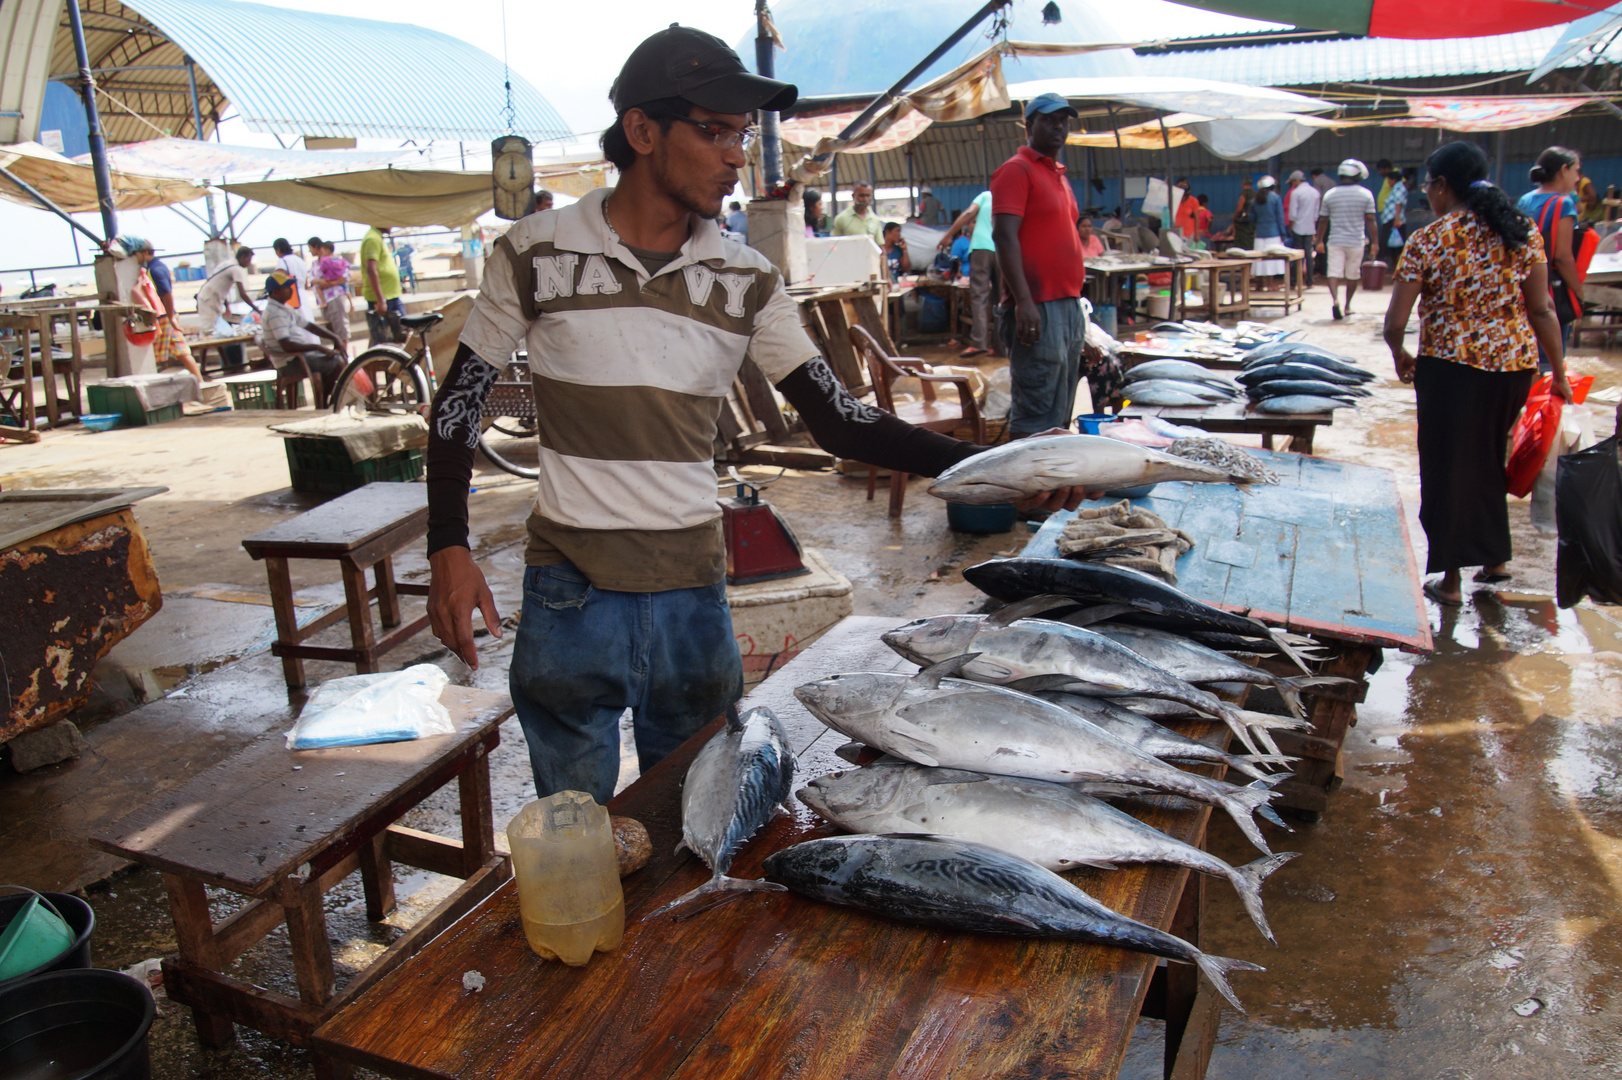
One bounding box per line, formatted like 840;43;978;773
1;0;1272;289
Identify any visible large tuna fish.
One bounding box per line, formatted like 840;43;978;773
1257;395;1356;414
798;759;1297;941
650;706;795;918
792;658;1281;854
762;833;1265;1011
1124;359;1239;386
927;434;1251;505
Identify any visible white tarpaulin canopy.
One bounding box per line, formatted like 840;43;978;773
95;139;430;182
0;140;202;213
1005;77;1333;119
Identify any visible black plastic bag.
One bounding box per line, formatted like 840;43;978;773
1555;433;1622;608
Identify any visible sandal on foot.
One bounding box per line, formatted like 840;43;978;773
1331;305;1343;320
1424;581;1462;608
1473;570;1512;584
959;347;989;358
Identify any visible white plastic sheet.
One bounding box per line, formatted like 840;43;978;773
285;665;453;750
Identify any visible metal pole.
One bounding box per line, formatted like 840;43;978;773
980;123;990;191
907;150;915;218
1158;114;1173;230
830;156;838;215
819;0;1010;162
755;0;783;186
185;59;218;238
1109;105;1127;224
65;0;116;241
868;153;877;200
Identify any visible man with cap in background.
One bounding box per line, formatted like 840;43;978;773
991;91;1092;439
1286;169;1321;287
1316;158;1378;320
423;25;1090;805
261;269;347;403
918;185;944;226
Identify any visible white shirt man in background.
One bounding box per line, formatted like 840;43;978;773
1286;170;1322;288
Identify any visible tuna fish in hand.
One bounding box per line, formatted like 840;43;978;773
928;434;1255;505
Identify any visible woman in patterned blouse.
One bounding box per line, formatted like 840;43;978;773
1383;141;1574;607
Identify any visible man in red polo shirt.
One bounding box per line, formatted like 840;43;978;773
992;92;1089;437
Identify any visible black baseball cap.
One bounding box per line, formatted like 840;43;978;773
611;25;797;116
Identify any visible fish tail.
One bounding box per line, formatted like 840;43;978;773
648;875;787;921
1268;628;1315;674
1191;951;1266;1014
1221;752;1298;781
1227;852;1300;944
1275;675;1357;720
1236;709;1313;733
1212;702;1264;756
1220;784;1281;856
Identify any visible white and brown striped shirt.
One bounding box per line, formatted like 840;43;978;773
458;187;818;591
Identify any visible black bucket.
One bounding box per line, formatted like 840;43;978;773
0;969;154;1079
0;892;95;994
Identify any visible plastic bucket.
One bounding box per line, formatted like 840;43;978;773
1091;303;1117;339
0;891;95;994
1360;261;1387;291
946;502;1017;533
1075;412;1117;435
0;969;154;1080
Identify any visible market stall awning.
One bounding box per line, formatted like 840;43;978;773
222;158;612;229
1379;95;1596;130
1164;0;1613;38
0;139;201;212
1530;3;1622;81
96;138;430;182
1067;124;1200;150
1005;77;1332;119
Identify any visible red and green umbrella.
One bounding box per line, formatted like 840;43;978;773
1168;0;1614;38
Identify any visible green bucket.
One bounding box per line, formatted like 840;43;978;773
0;887;73;981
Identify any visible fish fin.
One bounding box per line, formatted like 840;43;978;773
1190;951;1266;1014
834;740;873;765
1218;782;1281;857
724;703;744;734
1054;859;1119;872
673;838;691;856
649;875;788;922
994;911;1044;931
1267;628;1315;675
1236;709;1314;733
1059;603;1140;628
1209;701;1264;756
1221;753;1298;781
1005;674;1092;694
913;653;980;689
1067;780;1159;798
986;594;1081;626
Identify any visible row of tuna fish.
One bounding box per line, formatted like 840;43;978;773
659;557;1341;1013
1116;337;1381;416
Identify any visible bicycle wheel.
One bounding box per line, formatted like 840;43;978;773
329;346;430;415
476;360;539;479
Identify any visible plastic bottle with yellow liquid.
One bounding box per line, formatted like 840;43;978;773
506;790;624;966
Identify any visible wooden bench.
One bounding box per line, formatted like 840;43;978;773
89;686;513;1080
241;482;431;689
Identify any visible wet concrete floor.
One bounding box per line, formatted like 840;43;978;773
4;285;1622;1078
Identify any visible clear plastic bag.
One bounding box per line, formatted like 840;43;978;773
285;664;453;750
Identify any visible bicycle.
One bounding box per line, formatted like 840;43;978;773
326;312;539;479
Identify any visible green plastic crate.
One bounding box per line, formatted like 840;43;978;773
284;437;424;495
226;375;301;411
85;384;184;427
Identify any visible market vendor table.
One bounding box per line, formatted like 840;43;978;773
1024;449;1432;813
314;616;1239;1080
190;331;257;376
1084;257;1191;333
1114;399;1332;453
888;277;968;345
1176;258;1251;323
89;686;514;1080
241;482;431;689
1247;249;1306;316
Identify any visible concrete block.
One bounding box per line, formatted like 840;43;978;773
8;720;89;772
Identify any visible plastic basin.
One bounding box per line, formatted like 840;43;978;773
0;969;153;1080
1075;413;1116;435
946;502;1017;533
79;414;121;432
0;892;94;994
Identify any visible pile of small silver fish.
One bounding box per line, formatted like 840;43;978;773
1166;436;1280;485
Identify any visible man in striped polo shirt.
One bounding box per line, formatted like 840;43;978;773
425;26;1086;805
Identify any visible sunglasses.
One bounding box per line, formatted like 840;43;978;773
672;116;758;152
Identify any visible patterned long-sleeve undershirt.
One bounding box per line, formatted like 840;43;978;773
425;343;982;555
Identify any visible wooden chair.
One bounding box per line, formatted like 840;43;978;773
848;324;985;517
272;354;324;410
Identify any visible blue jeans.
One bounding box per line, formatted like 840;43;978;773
999;297;1085;436
509;562;743;805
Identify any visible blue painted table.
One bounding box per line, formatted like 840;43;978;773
1020;449;1431;814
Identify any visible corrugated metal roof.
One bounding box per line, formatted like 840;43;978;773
39;0;568;145
1135;27;1580;86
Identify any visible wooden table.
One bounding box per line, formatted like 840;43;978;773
1177;258;1251;323
191;331;258;376
1085;258;1187;333
1115;399;1333;453
889;278;968;346
1025;449;1432;814
1247;249;1306;316
314;616;1240;1080
241;482;431;689
90;686;514;1080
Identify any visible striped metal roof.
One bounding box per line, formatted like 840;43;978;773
1135;27;1580;86
40;0;568;144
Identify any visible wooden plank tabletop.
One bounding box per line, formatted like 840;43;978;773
89;686;512;895
1023;450;1432;652
241;482;427;557
314;616;1236;1080
1116;401;1333;432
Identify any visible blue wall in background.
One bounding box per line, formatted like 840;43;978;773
38;82;90;158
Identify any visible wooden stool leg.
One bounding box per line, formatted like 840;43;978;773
264;556;307;689
340;559;378;673
458;746;496;877
1162;872;1213;1080
358;831;396;920
888;472;908;518
374;554;401;628
160;874;236;1047
1261;433;1275;451
282;877;353;1080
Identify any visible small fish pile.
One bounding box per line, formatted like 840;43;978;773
650;705;795;919
1057;500;1193;583
1238;341;1378;415
927;434;1255;505
1165;437;1280;485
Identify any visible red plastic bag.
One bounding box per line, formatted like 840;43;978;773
1506;374;1596;497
